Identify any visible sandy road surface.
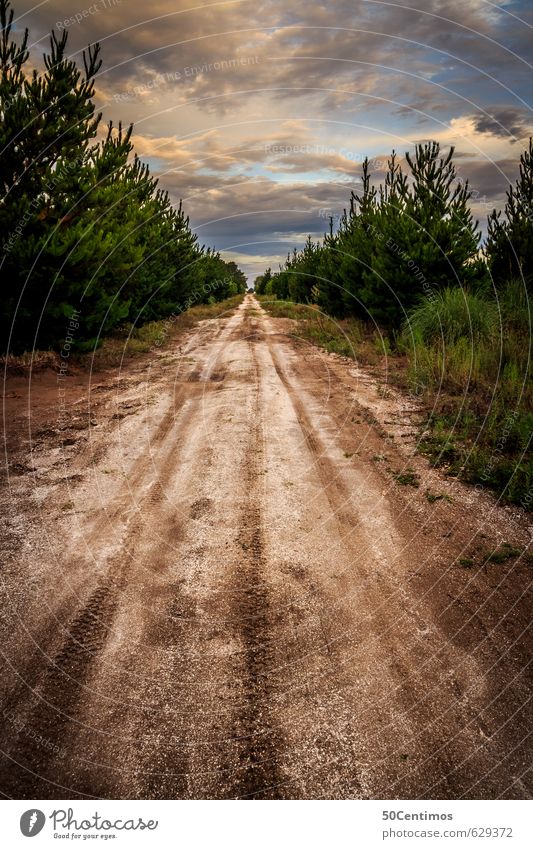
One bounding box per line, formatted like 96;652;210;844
1;294;531;799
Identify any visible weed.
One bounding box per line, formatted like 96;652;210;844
393;468;420;487
404;280;532;508
425;490;452;504
257;297;366;361
377;382;391;398
405;287;498;348
0;349;59;374
483;543;521;564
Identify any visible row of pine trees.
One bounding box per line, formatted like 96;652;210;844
255;141;533;507
255;140;533;324
0;0;247;353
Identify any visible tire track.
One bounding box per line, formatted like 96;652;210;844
228;339;285;799
2;294;531;800
0;348;220;797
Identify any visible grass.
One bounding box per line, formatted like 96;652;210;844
458;544;524;570
405;286;499;348
261;286;532;510
404;282;532;509
257;296;381;362
0;349;59;374
393;468;420;487
377;382;392;398
425;490;452;504
483;542;521;564
84;295;244;370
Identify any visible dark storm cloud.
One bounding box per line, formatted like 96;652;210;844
470;107;532;141
170;177;356;250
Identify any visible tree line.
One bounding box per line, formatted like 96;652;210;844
255;139;533;322
0;0;246;354
255;140;532;507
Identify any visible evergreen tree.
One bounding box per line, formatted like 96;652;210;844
287;236;321;303
269;143;482;328
486;137;533;289
404;142;480;290
0;0;246;352
351;155;403;322
254;267;272;295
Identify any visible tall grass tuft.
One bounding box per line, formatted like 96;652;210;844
405;287;498;347
404;282;532;508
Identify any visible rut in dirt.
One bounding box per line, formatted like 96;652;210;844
0;295;531;800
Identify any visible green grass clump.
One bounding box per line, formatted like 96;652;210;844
405;287;498;348
393;468;420;487
258;297;365;360
483;543;521;564
425;490;451;503
405;281;532;509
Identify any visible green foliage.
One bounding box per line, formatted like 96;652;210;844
269;144;482;327
484;543;521;564
392;469;420;487
261;138;532;509
406;276;532;507
0;0;245;353
486;138;533;290
254;267;272;295
258;296;365;359
404;287;498;347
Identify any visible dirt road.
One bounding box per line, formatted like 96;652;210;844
1;294;531;799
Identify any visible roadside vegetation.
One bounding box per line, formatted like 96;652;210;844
0;0;246;355
1;294;245;372
257;141;533;509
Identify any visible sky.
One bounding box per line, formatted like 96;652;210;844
13;0;533;283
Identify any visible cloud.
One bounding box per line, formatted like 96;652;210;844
469;107;532;141
17;0;531;117
11;0;532;276
178;176;357;249
457;157;518;202
264;148;362;176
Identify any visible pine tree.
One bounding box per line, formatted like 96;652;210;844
404;142;480;290
486;137;533;289
1;0;103;348
357;151;409;324
1;0;246;352
268;143;484;328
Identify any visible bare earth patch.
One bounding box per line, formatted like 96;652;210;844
0;295;531;799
